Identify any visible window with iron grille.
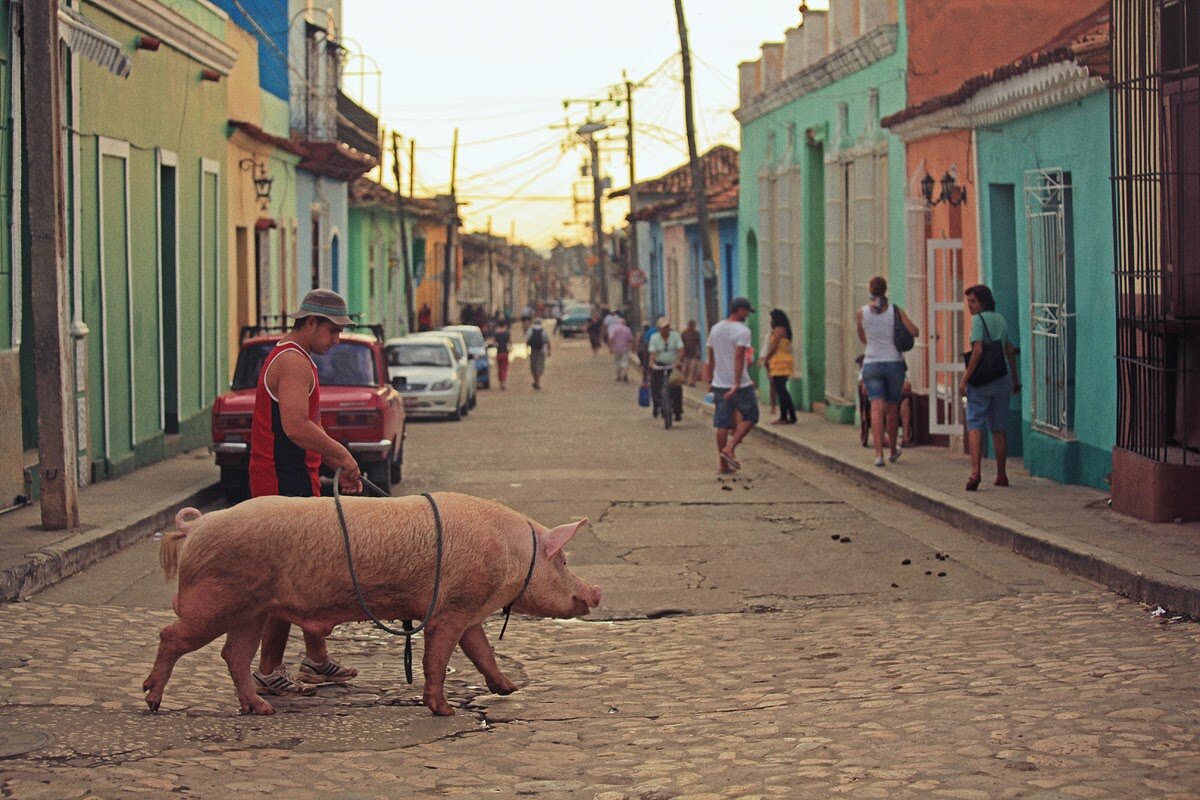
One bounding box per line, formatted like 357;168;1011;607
1025;168;1075;436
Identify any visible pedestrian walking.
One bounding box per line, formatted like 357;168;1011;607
526;317;551;390
521;303;533;334
680;320;702;386
417;303;432;332
960;284;1020;491
706;297;759;474
586;311;603;356
764;308;798;424
609;316;634;382
636;323;653;384
248;288;361;696
492;320;511;390
856;276;919;468
648;317;685;421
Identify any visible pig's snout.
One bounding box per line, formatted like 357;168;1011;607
587;585;602;608
574;585;602;616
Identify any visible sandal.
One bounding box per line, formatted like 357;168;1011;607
965;474;981;492
298;657;358;685
253;665;317;696
719;451;741;471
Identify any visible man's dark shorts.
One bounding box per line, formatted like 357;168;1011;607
713;385;759;429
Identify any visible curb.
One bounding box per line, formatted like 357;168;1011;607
683;394;1200;619
0;481;220;602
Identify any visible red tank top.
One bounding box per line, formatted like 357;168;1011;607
249;341;322;497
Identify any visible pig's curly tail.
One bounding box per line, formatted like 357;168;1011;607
161;508;203;580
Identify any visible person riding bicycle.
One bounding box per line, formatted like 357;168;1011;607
648;316;685;422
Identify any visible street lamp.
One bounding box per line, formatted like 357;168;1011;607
920;168;967;207
239;157;274;213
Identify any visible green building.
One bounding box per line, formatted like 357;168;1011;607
347;177;417;340
735;1;908;420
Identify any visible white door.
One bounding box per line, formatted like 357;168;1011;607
926;238;965;435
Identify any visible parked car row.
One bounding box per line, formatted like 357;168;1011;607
384;325;491;420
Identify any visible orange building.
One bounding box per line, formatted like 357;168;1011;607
882;0;1106;439
407;196;461;328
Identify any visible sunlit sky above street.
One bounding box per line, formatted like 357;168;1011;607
341;1;825;250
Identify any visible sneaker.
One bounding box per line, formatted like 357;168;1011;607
874;456;885;467
253;665;317;696
889;449;902;464
298;657;357;685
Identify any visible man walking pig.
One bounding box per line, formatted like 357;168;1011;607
143;494;602;716
247;289;363;697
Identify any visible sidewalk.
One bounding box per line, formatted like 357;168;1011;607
683;386;1200;618
0;449;219;601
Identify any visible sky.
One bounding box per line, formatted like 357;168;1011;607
340;1;822;250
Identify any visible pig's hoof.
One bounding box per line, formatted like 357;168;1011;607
240;696;275;715
145;698;161;713
425;697;456;716
487;677;518;696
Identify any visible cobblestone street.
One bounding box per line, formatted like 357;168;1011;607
2;339;1198;799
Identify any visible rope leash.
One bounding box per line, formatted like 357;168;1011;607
333;468;442;684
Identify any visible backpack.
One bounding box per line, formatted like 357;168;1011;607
892;305;915;352
528;328;545;350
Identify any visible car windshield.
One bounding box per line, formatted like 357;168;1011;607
419;336;463;359
448;328;486;350
231;342;377;390
388;344;451;367
565;306;592;318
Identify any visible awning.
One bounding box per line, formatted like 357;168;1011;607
57;5;132;79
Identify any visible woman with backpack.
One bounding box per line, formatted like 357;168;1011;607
525;318;551;390
856;276;919;467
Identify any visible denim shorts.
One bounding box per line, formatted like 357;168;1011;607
861;360;907;403
966;372;1012;432
713;385;759;429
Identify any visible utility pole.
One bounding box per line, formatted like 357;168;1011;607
391;132;416;333
408;139;415;197
442;128;458;326
25;0;79;529
623;71;640;326
674;0;720;331
588;134;608;307
487;216;495;316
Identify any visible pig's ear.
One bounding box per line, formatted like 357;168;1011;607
541;518;587;559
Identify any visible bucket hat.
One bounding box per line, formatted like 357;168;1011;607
291;289;354;326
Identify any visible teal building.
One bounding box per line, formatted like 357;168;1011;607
735;0;908;420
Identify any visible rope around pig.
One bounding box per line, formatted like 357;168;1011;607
331;469;538;685
333;468;443;683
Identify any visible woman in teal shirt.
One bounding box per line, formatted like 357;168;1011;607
960;285;1021;491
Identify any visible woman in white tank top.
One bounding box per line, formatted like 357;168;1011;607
856;276;919;467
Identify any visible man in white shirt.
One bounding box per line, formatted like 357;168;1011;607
705;297;759;474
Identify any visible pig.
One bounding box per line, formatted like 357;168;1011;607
143;492;602;716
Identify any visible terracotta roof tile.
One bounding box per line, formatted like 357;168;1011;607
881;3;1109;129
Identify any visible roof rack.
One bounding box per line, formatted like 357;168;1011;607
240;315;384;343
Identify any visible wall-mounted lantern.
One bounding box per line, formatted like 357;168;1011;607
921;169;968;207
239;157;273;212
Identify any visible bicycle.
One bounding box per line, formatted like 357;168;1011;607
652;363;680;430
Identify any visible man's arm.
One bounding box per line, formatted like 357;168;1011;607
704;346;715;383
727;345;747;399
274;354;361;485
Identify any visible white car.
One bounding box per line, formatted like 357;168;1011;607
385;337;468;420
410;330;477;410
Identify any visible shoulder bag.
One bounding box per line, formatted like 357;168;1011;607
892;305;915;352
961;314;1007;388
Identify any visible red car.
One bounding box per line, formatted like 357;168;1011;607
210;324;406;504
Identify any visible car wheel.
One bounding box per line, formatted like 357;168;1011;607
220;467;249;507
365;460;391;495
469;393;477;410
449;403;462;421
390;443;403;485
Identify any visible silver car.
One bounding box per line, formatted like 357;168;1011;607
410;330;477;409
385;337;468;420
